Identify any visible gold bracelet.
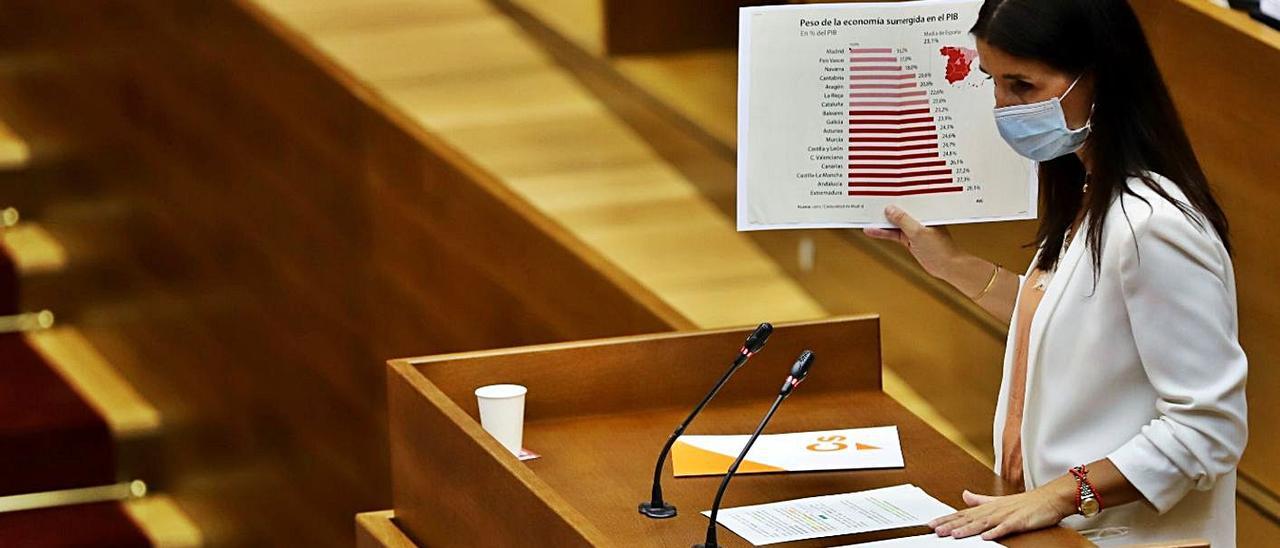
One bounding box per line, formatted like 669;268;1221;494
972;262;1001;301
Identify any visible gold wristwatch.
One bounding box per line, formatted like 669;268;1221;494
1070;465;1102;517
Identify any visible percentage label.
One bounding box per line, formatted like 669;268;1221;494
918;81;935;88
931;98;946;105
955;167;971;175
929;89;944;96
895;47;909;54
939;123;955;131
948;159;963;166
933;109;950;116
956;175;972;183
924;38;940;45
941;151;959;158
939;132;956;139
903;64;919;71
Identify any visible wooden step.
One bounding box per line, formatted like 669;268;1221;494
25;327;163;442
0;217;165;489
0;331;117;496
122;495;204;547
2;216;160;440
1;221;68;277
0;214;67;316
0;204;139;321
0;486;201;547
0;118;31;171
0;214;179;532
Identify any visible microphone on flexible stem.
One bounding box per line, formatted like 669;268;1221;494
638;322;774;519
695;350;814;548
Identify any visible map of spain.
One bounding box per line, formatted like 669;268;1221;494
939;46;979;83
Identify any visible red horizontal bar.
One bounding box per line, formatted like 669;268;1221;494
850;91;928;98
849;108;931;115
849;100;930;107
849;66;902;71
848;178;955;187
850;108;931;116
849;160;949;169
852;143;938;152
849;74;916;81
850;117;934;125
850;135;938;143
849;126;938;135
851;83;918;89
847;152;940;160
849;57;896;63
850;48;893;54
849;186;964;196
847;169;953;179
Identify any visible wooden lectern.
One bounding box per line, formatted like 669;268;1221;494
372;316;1089;547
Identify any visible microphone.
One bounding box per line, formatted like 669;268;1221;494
696;350;814;548
638;322;774;519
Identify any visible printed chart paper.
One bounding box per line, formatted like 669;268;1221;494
737;0;1036;230
672;426;903;476
702;484;955;545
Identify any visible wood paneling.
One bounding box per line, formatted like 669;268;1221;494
256;0;828;329
601;1;767;55
0;0;687;544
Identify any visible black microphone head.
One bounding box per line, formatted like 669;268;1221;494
790;350;814;380
743;323;773;354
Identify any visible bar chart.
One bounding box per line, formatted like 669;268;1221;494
847;47;960;197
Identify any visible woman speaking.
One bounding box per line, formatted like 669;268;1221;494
865;0;1249;545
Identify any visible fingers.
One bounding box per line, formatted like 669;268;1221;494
982;523;1015;541
931;511;972;537
884;205;925;237
862;227;906;245
926;511;965;530
934;509;996;539
949;516;994;539
963;490;997;507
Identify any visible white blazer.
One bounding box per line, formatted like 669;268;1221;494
993;173;1248;547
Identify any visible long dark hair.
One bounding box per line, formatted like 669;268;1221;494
971;0;1231;276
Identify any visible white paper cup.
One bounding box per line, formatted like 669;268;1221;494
474;384;527;455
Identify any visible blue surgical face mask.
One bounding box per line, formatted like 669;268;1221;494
993;74;1092;162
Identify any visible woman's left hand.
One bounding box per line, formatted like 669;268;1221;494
928;483;1077;541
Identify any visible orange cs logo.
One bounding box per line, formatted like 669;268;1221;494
806;435;848;452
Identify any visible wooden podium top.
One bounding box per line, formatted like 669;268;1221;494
386;317;1089;547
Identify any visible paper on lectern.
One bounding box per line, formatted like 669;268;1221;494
672;426;903;476
702;484;954;545
833;533;1001;547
